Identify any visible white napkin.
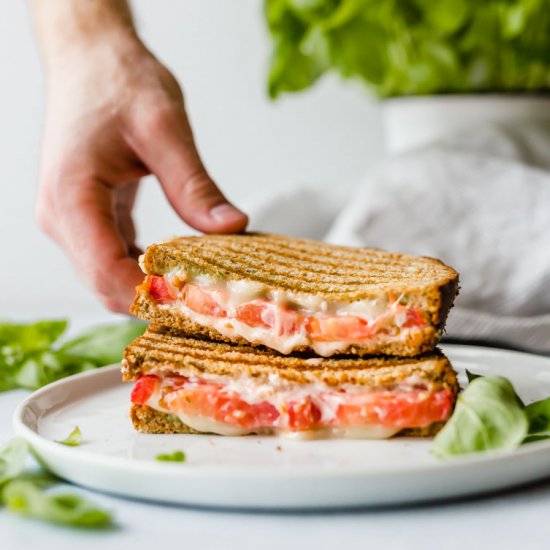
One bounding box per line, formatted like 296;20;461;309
325;122;550;353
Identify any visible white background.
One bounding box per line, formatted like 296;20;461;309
0;0;384;319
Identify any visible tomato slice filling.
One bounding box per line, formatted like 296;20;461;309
147;276;176;303
306;316;373;341
131;375;159;406
182;284;227;317
236;300;304;336
131;374;453;433
143;275;428;344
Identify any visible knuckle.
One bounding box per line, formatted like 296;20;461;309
142;103;177;136
183;171;220;201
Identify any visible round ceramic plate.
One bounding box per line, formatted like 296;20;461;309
12;344;550;510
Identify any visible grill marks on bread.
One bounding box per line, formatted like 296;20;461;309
123;326;459;392
141;234;459;299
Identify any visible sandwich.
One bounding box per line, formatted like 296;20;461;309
130;234;458;357
122;326;459;438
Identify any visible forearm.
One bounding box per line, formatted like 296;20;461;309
29;0;139;71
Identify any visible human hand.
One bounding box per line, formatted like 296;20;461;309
35;36;248;312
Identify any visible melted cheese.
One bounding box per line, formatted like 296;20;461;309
146;388;399;440
159;271;424;356
141;371;428;439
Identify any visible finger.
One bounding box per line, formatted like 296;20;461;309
115;180;139;247
130;103;248;233
54;177;144;312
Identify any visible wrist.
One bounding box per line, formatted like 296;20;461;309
30;0;140;72
44;31;144;76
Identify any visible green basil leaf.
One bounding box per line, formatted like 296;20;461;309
12;351;96;391
432;376;529;459
525;397;550;436
59;321;146;366
0;320;67;351
264;0;550;98
466;369;482;382
286;0;340;23
0;320;144;392
414;0;470;35
2;480;112;528
268;34;325;98
523;434;550;444
155;451;186;463
328;18;388;84
0;439;29;487
56;426;82;447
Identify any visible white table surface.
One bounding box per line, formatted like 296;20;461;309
2;316;550;549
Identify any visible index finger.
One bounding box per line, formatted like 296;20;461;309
55;176;144;312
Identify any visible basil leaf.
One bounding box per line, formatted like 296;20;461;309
155;451;186;463
465;370;524;408
56;427;82;447
465;369;482;382
0;320;67;352
264;0;550;98
0;439;29;487
432;376;529;459
0;319;145;392
525;397;550;436
59;321;146;366
2;480;112;528
0;438;113;528
12;351;97;391
523;435;550;444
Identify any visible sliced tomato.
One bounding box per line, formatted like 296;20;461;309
287;399;322;431
131;375;159;406
236;301;270;328
402;308;427;329
183;284;226;317
306;315;373;342
164;383;279;430
334;389;453;429
236;300;303;335
148;275;176;303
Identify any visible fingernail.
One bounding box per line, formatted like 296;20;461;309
209;203;247;224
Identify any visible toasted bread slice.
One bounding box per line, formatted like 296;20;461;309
138;234;457;300
122;326;458;387
130;234;458;357
123;326;459;438
131;290;441;357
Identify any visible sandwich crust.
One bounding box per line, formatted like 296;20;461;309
139;234;458;303
131;234;459;356
122;326;459;393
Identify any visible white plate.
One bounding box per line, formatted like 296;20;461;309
12;344;550;510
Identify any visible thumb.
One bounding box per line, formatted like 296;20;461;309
132;103;248;233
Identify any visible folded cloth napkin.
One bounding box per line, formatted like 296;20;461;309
325;122;550;353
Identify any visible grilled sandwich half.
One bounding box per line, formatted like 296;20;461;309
130;234;459;357
122;326;459;438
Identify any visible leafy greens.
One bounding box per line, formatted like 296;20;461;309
0;319;145;391
265;0;550;98
56;426;82;447
155;451;186;463
0;439;112;528
433;372;550;458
